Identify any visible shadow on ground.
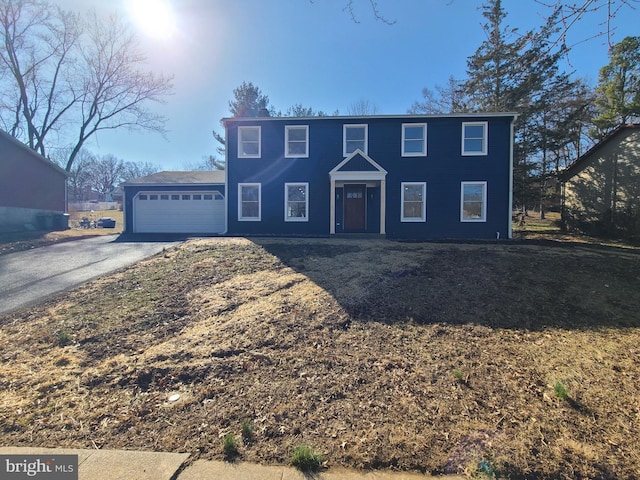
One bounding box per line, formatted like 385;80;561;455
254;237;640;331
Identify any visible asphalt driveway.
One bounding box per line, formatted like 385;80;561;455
0;235;181;315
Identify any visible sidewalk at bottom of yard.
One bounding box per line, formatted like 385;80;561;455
0;447;467;480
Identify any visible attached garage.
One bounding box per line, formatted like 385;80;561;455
123;171;226;234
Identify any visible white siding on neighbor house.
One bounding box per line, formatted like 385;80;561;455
133;191;225;233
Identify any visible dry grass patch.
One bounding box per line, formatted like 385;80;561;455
1;237;640;478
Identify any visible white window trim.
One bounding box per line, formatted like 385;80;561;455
238;126;261;158
284;182;309;222
401;123;427;157
238;183;261;221
343;124;368;156
461;121;488;156
460;181;487;222
401;182;427;222
284;125;309;158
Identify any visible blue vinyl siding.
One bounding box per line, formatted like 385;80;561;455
225;115;514;239
367;186;381;233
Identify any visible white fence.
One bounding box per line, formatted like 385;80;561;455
69;202;120;212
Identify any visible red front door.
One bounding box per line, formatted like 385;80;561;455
344;184;366;232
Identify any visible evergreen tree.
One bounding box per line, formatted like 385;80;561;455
464;0;588;216
211;81;275;166
228;81;274;117
463;0;529;113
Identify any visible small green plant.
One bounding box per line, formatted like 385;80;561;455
453;369;464;381
241;419;254;443
554;381;569;400
291;445;325;472
222;433;239;460
57;330;71;347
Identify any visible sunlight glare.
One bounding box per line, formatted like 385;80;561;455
127;0;177;39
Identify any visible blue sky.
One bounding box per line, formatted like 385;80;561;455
57;0;639;171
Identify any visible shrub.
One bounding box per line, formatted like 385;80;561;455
291;445;325;472
57;330;71;347
241;419;254;443
554;381;568;400
222;433;239;460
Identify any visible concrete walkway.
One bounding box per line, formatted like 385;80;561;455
0;447;466;480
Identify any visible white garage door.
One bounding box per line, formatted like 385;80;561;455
133;191;225;233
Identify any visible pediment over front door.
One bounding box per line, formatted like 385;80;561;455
329;149;387;182
329;149;388;235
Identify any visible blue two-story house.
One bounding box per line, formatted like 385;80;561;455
223;113;517;240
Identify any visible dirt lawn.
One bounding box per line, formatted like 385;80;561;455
1;237;639;478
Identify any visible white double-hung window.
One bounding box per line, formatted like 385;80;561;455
285;183;309;221
285;125;309;158
461;182;487;222
462;122;488;155
402;123;427;157
238;126;261;158
238;183;261;221
401;182;427;222
343;124;368;156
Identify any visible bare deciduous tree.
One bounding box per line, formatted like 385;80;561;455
534;0;639;49
408;76;468;114
347;99;378;115
121;160;159;181
64;149;94;202
0;0;173;172
0;0;81;154
85;153;124;200
340;0;395;24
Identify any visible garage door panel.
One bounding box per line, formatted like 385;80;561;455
134;191;225;233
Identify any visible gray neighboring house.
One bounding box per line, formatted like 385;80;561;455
122;171;226;234
0;129;69;232
561;124;640;236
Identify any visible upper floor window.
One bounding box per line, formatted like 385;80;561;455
239;183;261;221
461;181;487;222
401;182;427;222
462;122;487;155
238;126;261;158
343;124;368;156
285;183;309;221
402;123;427;157
285;125;309;158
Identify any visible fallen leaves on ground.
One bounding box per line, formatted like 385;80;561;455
1;237;640;479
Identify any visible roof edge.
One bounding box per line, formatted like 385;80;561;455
122;170;225;186
122;183;224;187
560;124;640;181
0;129;69;177
223;112;518;124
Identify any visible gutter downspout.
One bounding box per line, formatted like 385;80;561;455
508;115;517;239
223;122;229;235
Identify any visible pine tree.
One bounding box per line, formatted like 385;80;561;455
465;0;588;216
463;0;530;113
228;81;274;118
593;36;640;134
